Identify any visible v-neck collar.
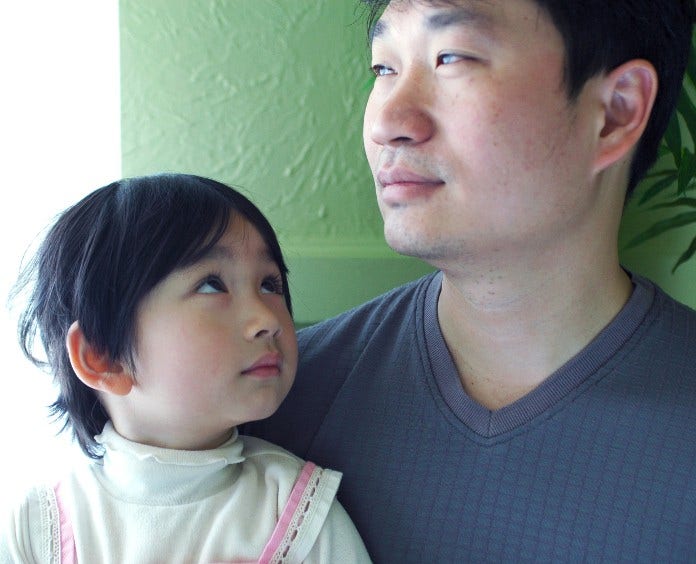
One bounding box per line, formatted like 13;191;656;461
423;271;655;439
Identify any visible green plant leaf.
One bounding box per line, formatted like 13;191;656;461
650;197;696;210
675;91;696;144
643;168;676;180
656;143;670;158
687;34;696;84
671;234;696;273
637;172;679;205
677;149;696;194
630;31;696;271
624;211;696;249
663;114;683;165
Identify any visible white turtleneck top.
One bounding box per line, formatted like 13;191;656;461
0;423;370;563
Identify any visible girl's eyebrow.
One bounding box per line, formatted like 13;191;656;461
194;243;275;265
198;245;235;262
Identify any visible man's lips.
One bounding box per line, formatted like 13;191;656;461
242;352;282;378
377;167;443;188
377;167;443;205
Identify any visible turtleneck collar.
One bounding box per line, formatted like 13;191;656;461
91;422;246;505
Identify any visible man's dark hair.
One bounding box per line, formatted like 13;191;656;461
361;0;696;197
14;173;291;458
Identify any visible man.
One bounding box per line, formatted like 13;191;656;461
248;0;696;561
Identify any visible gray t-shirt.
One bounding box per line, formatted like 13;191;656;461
248;271;696;562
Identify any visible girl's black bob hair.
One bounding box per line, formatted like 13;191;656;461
14;173;291;458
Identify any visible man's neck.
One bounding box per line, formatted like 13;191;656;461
436;255;633;411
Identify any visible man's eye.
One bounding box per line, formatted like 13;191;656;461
371;64;395;77
260;275;284;295
436;53;477;66
197;276;227;294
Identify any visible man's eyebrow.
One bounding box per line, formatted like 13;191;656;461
370;19;387;43
426;7;495;32
370;5;495;43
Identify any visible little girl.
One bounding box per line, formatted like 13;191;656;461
1;173;370;563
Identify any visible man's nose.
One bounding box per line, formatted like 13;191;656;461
367;69;435;147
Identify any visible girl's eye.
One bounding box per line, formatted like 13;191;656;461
196;276;227;294
260;274;284;295
371;63;395;77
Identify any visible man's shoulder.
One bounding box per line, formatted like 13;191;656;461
626;275;696;380
643;277;696;343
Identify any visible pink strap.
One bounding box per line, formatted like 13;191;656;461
54;482;78;564
257;461;317;563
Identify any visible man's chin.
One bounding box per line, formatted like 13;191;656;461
384;231;447;263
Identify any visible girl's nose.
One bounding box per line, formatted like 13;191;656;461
244;299;282;341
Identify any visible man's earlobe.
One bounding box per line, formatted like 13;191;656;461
66;321;133;396
594;59;658;173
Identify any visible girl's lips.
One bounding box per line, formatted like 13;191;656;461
242;352;282;377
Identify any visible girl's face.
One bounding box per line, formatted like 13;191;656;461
109;217;297;450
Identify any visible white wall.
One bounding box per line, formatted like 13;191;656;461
0;2;121;509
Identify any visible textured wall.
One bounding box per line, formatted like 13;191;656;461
120;0;433;324
121;0;377;243
120;1;694;322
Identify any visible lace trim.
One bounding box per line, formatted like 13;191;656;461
37;484;60;564
258;462;323;564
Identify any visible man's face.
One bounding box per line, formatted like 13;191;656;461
363;0;603;269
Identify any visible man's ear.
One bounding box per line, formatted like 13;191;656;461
593;59;658;174
66;321;133;396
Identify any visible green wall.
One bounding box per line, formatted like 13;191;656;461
120;1;694;325
120;0;432;326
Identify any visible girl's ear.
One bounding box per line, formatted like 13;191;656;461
593;59;658;174
66;321;133;396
